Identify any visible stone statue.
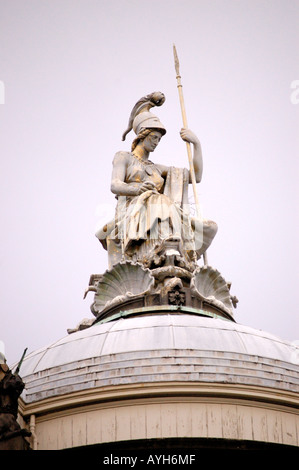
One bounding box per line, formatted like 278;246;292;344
79;91;237;331
96;92;217;270
0;361;31;450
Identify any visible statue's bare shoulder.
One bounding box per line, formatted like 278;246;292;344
112;150;131;167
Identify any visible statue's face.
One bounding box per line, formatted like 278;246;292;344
143;131;163;153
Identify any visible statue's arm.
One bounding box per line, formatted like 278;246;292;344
156;130;203;184
110;152;136;196
180;129;203;184
156;163;169;177
110;152;157;196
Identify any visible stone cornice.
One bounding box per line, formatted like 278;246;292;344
18;381;299;420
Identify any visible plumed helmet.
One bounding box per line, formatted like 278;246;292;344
122;91;166;141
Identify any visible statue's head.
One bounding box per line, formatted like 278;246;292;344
131;110;166;152
139;130;163;153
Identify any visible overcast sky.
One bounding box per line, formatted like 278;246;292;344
1;0;298;366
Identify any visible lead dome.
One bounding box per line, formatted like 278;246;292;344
21;313;299;403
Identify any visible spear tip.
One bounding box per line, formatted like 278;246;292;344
173;44;180;76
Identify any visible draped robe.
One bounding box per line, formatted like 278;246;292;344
96;152;217;268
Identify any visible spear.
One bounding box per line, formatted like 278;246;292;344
173;44;207;265
14;347;27;375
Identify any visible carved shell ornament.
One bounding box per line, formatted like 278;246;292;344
92;261;155;316
191;266;234;316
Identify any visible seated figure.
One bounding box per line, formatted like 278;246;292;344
96;92;217;270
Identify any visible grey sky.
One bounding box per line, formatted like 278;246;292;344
1;0;298;365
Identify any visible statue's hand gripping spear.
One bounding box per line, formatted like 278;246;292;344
173;45;208;265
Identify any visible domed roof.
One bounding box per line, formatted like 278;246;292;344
20;313;299;404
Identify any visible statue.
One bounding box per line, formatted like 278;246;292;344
0;355;31;450
95;91;218;270
78;50;238;330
